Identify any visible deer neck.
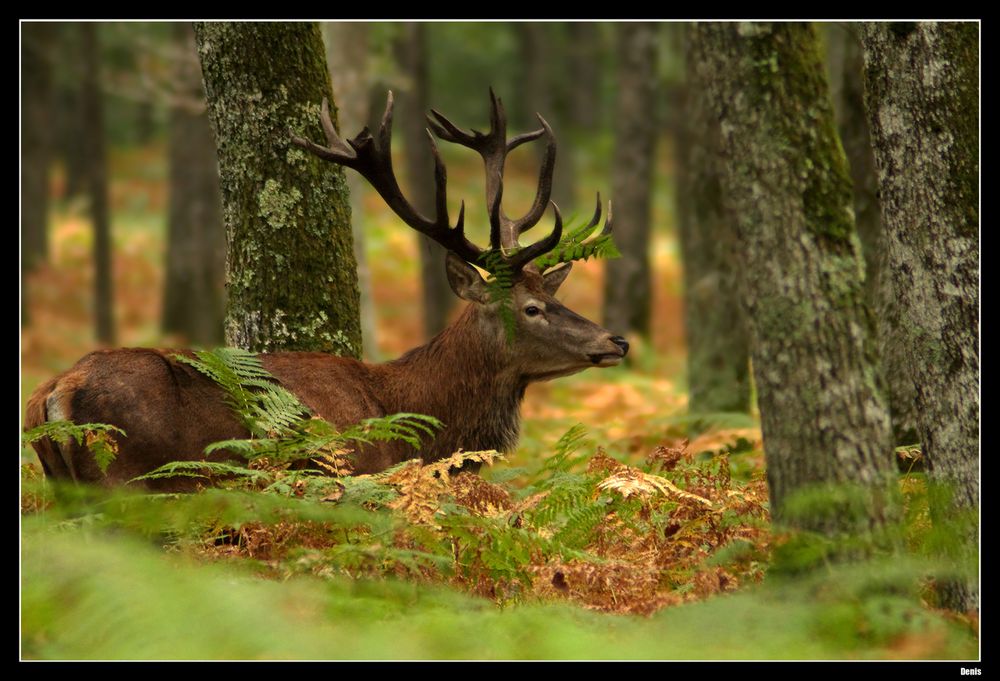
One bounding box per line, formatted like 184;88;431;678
382;305;524;455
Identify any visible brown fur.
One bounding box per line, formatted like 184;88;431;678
24;269;626;489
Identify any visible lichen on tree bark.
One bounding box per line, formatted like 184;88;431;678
690;22;897;534
860;21;979;611
194;22;362;357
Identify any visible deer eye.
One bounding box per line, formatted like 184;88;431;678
524;305;542;317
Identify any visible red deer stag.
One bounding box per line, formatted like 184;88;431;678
24;90;628;489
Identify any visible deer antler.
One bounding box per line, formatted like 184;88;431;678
292;89;611;277
290;94;482;265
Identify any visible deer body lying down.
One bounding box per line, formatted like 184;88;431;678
25;90;628;489
27;264;626;489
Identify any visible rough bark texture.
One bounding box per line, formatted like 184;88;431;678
80;23;115;345
603;22;658;338
194;22;361;357
860;22;979;611
21;22;55;326
690;23;896;533
394;22;453;339
676;40;751;415
324;21;379;360
825;23;919;447
162;23;226;346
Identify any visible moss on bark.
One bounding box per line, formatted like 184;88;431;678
861;21;979;611
194;22;361;357
690;22;897;536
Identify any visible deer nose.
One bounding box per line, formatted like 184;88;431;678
610;336;629;356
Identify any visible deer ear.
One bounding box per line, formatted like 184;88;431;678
445;252;491;304
542;262;573;295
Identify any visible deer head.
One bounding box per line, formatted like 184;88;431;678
291;89;629;382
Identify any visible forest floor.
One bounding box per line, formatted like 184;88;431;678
20;145;978;661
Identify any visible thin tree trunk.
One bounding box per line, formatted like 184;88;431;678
135;100;155;145
860;21;979;611
324;21;379;360
162;23;225;346
53;23;88;201
603;22;658;339
567;22;601;133
825;23;919;447
676;36;751;415
689;22;896;535
517;22;575;211
80;23;115;346
21;22;55;326
394;22;452;339
194;22;361;357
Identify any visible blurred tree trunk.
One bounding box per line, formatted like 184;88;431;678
689;22;896;534
54;23;88;200
162;23;225;346
194;22;361;356
825;24;919;448
80;23;115;346
567;22;601;133
603;22;658;339
676;35;751;415
860;22;979;612
324;21;380;360
135;100;156;145
517;22;575;210
394;22;453;339
21;22;55;326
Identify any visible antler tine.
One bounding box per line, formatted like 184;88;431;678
489;171;505;252
291;92;483;266
506;201;564;273
511;113;556;237
426;108;477;146
425;128;451;232
580;191;604;233
601;199;614;236
290;97;358;164
507;126;547;152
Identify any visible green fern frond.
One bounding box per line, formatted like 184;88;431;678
552;499;610;547
167;349;444;475
341;413;444;450
23;420;126;475
174;348;310;438
540;423;590;476
532;213;621;272
479;249;517;343
339;476;400;507
130;461;271;483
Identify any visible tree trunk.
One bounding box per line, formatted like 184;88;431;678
860;21;979;611
567;22;602;132
825;23;919;447
21;22;55;326
162;23;226;347
324;21;380;360
676;35;751;415
80;23;115;346
689;22;896;534
135;100;156;145
53;23;88;201
517;23;575;211
194;22;361;357
603;22;658;339
394;22;453;339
